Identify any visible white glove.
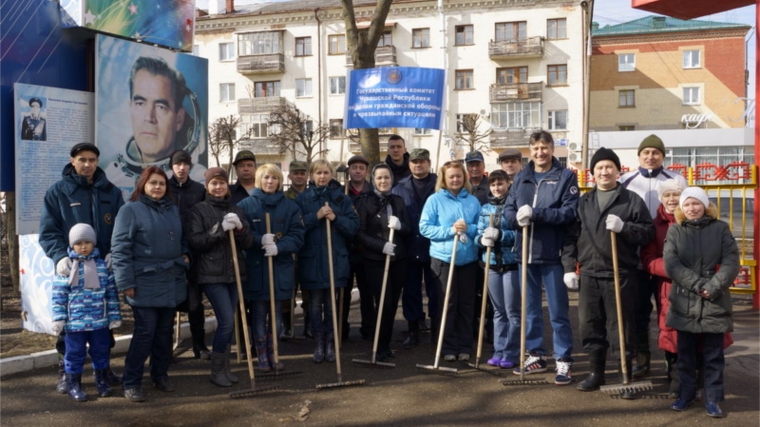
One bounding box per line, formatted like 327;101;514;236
104;253;113;271
606;214;624;234
56;258;72;276
109;320;122;330
563;272;579;290
481;236;495;247
456;231;468;244
517;205;533;222
517;217;531;228
382;242;396;256
221;219;236;231
264;243;278;257
388;216;401;231
52;320;65;335
483;227;500;241
261;234;276;245
223;213;243;230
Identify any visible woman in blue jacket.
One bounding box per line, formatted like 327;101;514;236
296;160;359;364
238;164;305;372
476;170;519;369
111;166;189;403
419;161;480;362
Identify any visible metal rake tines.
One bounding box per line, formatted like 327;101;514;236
599;381;654;394
315;379;366;389
256;370;304;380
466;362;506;377
500;378;550;386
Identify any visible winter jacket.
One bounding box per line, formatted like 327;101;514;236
238;189;305;300
187;195;253;285
504;157;579;264
347;181;373;263
385;153;411;184
168;176;206;231
52;248;121;333
420;188;480;265
296;179;359;290
562;184;654;278
620;167;688;219
230;182;253;205
664;206;739;334
39;164;125;265
470;178;490;206
111;195;188;308
477;197;517;269
392;173;437;262
355;192;411;262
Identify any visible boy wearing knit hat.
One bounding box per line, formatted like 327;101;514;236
52;224;122;402
563;147;654;399
620;134;688;378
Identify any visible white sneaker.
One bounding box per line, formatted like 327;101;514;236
555;360;572;385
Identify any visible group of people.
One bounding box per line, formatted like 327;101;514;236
42;131;739;418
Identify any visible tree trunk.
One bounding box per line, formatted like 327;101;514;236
360;128;380;166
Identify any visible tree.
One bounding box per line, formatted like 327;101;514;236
453;113;492;153
340;0;394;166
268;104;330;164
208;115;254;173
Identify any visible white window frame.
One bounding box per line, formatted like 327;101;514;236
219;42;235;61
547;110;567;130
618;53;635;72
683;87;701;105
491;102;542;129
414;128;432;135
547;18;566;39
241;114;269;139
296;78;313;98
683;50;701;69
412;28;430;48
329;76;346;95
219;83;235;103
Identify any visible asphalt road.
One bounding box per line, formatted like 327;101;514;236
1;295;758;427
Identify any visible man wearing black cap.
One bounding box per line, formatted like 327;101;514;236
39;142;125;393
168;150;210;359
21;97;46;141
562;147;654;398
230;150;257;205
466;151;489;205
498;148;523;179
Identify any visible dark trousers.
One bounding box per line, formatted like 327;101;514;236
365;258;407;353
309;288;333;337
122;306;176;389
342;261;371;337
57;329;115;355
578;275;637;359
634;270;656;352
203;282;238;353
431;259;477;356
402;259;438;324
677;331;725;402
64;328;111;374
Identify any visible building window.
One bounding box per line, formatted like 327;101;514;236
328;35;346;55
254;81;281;98
219;83;235;102
296;79;313;97
241;114;269;138
219;42;235;61
683;87;700;105
378;31;393;47
455;25;474;46
412;28;430;48
415;128;432;135
295;37;312;56
329;119;344;138
329;76;346;95
547;110;567;130
619;90;635;107
455;114;471;133
495;21;526;42
546;18;566;39
683;50;701;69
491;102;541;129
618;53;635;72
619;125;635;131
496;67;528;84
238;31;282;56
547;64;567;85
455;69;474;90
192;45;199;56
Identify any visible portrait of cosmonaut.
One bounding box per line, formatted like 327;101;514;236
20;97;47;141
96;35;208;195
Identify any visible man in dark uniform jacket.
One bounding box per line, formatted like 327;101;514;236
230;150;257;205
466;150;489;205
385;135;411;184
21;97;46;141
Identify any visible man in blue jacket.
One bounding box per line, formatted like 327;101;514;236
39;142;125;393
504;130;579;385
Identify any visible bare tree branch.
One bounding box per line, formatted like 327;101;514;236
208;115;255;173
268;104;329;164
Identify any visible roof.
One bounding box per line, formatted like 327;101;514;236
198;0;384;18
591;15;750;37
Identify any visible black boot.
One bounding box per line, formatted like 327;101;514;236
192;336;211;360
312;330;325;363
403;321;420;349
632;332;650;378
94;369;113;397
665;351;679;398
577;350;606;391
620;358;636;400
223;344;239;383
56;359;67;394
325;330;336;363
103;364;122;386
66;373;88;402
210;352;232;387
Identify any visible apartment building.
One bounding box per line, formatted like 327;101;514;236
194;0;589;170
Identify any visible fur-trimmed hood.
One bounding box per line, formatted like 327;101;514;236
674;202;718;224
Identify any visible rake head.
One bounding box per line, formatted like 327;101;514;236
352;358;396;369
500;377;550;386
228;384;278;398
599;380;653;395
416;364;459;376
467;362;506;377
256;370;304;380
315;379;366;390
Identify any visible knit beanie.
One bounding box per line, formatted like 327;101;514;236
638;134;666;156
679;187;709;211
658;179;686;200
205;167;229;186
589;147;621;171
69;223;96;247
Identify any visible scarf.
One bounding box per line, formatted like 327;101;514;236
69;256;100;290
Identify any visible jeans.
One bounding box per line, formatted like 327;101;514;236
488;268;520;362
519;263;573;361
365;258;407;353
431;259;477;356
678;331;725;402
578;276;637;359
203;282;238;353
308;288;333;337
64;328;111;374
122;306;176;389
250;299;283;341
402;259;438;324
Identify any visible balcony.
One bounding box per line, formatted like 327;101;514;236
490;128;539;148
238;138;285;156
238;97;289;114
489;36;544;59
346;45;397;67
237;53;285;75
490;82;543;103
